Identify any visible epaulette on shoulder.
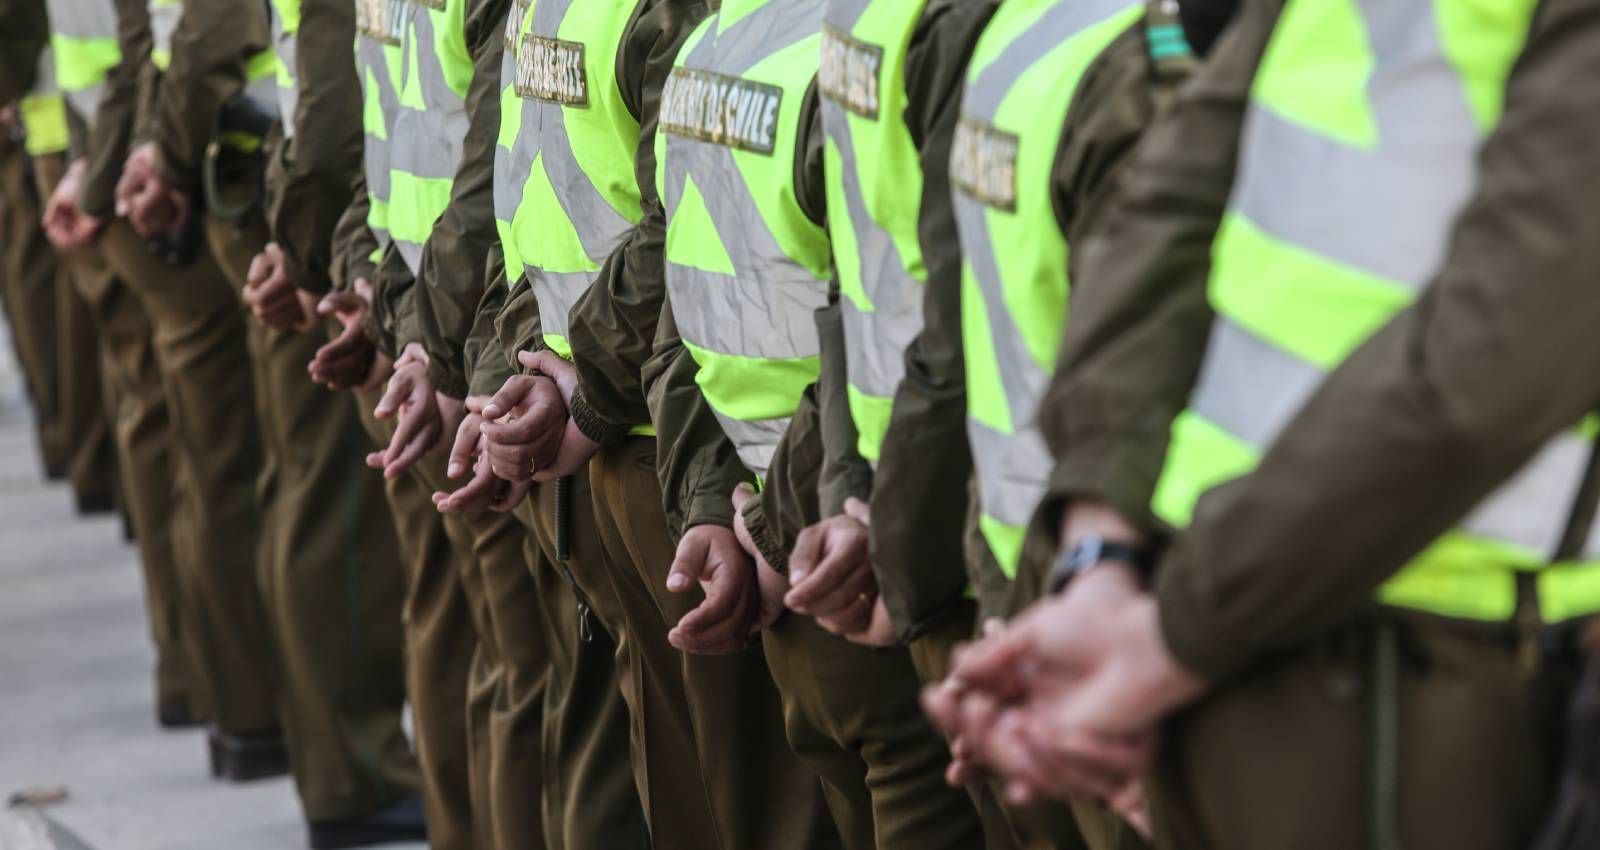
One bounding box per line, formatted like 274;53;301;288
1144;0;1197;80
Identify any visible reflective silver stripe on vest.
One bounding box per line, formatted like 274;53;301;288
45;0;112;40
44;0;114;122
1195;0;1599;559
243;67;279;112
149;0;180;61
1230;0;1478;291
271;9;298;138
506;0;632;339
389;0;470;272
65;82;103;121
356;22;397;246
662;0;829;476
823;0;923;455
1193;318;1600;558
489;0;531;232
29;46;58;95
953;0;1132;529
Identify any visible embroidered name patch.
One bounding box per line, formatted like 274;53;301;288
356;0;406;45
660;67;783;155
516;35;589;105
950;115;1018;212
504;0;529;52
818;24;882;119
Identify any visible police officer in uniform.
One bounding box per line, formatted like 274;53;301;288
114;0;421;840
470;0;835;844
934;3;1600;850
29;0;196;728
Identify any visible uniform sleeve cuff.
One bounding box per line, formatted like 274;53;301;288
682;483;736;537
1043;427;1171;537
154;143;199;192
571;389;633;447
1154;555;1246;682
362;311;396;359
290;262;332;295
427;360;468;400
740;492;790;574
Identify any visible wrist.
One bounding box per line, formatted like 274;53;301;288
1048;534;1157;596
1121;595;1207;724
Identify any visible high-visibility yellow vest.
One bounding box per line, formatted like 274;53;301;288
495;0;639;357
386;0;472;274
354;0;405;249
20;48;69;156
820;0;927;466
44;0;120;126
269;0;300;137
658;0;832;479
1152;0;1600;624
953;0;1144;578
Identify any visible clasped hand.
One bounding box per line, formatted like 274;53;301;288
922;564;1206;833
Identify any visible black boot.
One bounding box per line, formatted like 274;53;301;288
307;795;428;850
74;489;117;515
207;727;289;782
157;699;201;730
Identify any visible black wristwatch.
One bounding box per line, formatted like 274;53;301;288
1047;533;1158;595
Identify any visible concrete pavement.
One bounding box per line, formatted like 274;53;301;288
0;318;426;850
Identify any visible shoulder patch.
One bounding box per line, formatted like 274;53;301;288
660;67;783;155
818;23;884;120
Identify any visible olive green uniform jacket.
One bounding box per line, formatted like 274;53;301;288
78;0;150;217
1032;0;1600;682
0;0;47;104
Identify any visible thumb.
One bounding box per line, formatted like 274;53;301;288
731;482;755;514
843;496;870;526
481;377;528;422
246;251;270;289
373;372;408;418
517;348;559;374
445;418;479;479
668;531;711;593
518;349;576;398
318;291;355;316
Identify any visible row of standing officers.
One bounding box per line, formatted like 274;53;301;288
0;0;1597;847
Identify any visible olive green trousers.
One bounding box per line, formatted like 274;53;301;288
517;476;646;850
35;153;186;710
1149;613;1577;850
205;204;416;821
98;216;278;735
352;388;479;850
761;608;986;850
591;436;839;850
408;445;550;850
0;138;66;474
